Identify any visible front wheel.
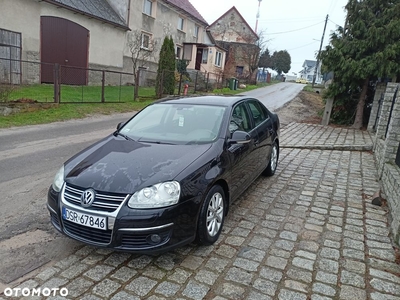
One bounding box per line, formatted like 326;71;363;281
263;141;279;176
196;185;226;245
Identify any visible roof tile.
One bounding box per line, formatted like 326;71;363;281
45;0;127;28
165;0;208;25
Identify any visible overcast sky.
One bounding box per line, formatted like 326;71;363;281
190;0;349;75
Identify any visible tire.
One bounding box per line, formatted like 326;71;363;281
263;141;279;176
196;185;226;245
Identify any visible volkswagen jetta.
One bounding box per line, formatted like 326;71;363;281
47;95;280;253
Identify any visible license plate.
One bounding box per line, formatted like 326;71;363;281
62;207;107;230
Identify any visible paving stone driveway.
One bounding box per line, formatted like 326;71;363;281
3;123;400;300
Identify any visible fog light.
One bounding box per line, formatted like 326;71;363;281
150;234;161;244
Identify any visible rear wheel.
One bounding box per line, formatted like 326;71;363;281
263;141;279;176
196;185;225;245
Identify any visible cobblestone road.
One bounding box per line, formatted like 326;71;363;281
2;123;399;300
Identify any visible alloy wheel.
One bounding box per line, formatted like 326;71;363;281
270;145;278;172
206;192;224;237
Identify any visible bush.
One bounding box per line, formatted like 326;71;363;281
0;84;14;102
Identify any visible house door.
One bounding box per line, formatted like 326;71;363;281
195;49;202;70
41;16;89;85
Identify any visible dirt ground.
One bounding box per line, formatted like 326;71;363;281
275;90;325;126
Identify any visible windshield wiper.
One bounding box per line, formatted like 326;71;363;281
114;131;135;141
138;139;175;145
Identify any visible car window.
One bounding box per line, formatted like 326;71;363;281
248;100;269;127
229;103;251;133
120;103;226;144
123;105;167;131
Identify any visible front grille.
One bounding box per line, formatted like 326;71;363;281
64;184;128;212
120;230;171;249
50;211;61;229
63;220;112;244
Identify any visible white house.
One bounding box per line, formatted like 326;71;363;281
299;59;322;83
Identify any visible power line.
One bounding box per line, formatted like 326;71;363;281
287;41;319;51
327;0;338;15
266;21;325;35
329;19;342;27
258;17;322;24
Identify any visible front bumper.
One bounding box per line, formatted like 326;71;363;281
47;186;201;253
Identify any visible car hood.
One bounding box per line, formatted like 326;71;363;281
64;135;212;194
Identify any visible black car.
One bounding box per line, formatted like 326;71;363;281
47;95;280;253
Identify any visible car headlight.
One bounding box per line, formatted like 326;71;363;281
128;181;181;209
52;165;65;192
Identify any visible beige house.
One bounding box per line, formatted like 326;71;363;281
0;0;211;84
126;0;209;73
0;0;128;84
184;30;226;81
208;6;259;82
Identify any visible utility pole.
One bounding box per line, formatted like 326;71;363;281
312;14;329;88
321;9;349;126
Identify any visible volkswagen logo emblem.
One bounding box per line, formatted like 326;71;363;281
81;189;96;207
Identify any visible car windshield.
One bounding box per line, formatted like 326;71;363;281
119;103;226;145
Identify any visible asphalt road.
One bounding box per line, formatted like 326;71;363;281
0;82;303;285
242;82;304;111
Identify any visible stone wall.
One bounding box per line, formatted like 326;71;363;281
381;164;400;244
370;82;400;244
367;82;386;131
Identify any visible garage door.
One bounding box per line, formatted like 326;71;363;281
41;16;89;85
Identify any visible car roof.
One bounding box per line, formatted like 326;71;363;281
155;95;252;107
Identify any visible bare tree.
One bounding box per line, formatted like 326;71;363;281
126;30;158;83
229;30;268;83
244;30;269;79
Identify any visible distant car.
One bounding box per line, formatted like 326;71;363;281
296;78;308;84
47;96;280;253
300;78;308;84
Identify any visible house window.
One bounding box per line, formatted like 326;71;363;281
143;0;152;16
215;51;222;67
178;17;185;31
141;33;151;50
194;25;199;38
236;66;244;75
202;48;208;64
0;28;22;84
176;45;182;59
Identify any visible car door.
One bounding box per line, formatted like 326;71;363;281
246;99;273;175
227;101;260;199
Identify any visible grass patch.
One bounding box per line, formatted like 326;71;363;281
8;84;156;102
302;85;314;92
0;101;153;128
303;84;325;94
1;82;278;128
212;81;278;95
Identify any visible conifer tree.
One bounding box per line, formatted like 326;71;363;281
320;0;400;128
155;36;176;97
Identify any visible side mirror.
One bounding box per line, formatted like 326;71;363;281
229;130;251;145
116;122;125;131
